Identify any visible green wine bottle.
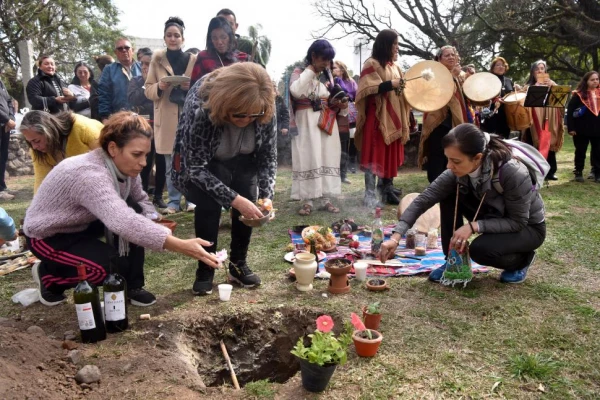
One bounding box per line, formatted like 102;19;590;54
73;263;106;343
103;256;128;333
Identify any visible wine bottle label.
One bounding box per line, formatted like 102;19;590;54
104;291;126;321
76;303;97;330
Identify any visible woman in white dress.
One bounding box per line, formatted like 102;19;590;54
289;39;347;216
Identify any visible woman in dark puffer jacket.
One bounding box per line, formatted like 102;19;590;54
380;123;546;284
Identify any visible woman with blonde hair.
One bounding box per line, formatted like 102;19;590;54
24;112;218;306
26;55;76;114
172;62;276;296
20;110;103;192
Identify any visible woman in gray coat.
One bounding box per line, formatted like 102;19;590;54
380;123;546;284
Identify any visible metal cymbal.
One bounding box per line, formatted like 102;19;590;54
403;60;454;112
462;72;502;105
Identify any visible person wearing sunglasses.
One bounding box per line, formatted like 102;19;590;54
97;37;142;123
172;62;276;296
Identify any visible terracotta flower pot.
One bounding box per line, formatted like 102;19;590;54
352;329;383;357
324;258;352;294
362;306;382;331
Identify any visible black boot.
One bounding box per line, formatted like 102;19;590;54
363;171;381;208
389;178;403;196
381;178;400;205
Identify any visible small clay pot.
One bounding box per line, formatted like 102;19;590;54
156;219;177;233
362;306;382;331
366;278;388;291
352;329;383;357
324;258;352;294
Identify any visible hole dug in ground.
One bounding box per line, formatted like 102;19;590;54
178;307;325;388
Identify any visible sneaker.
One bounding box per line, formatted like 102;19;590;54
574;171;584;183
32;262;66;306
428;263;448;282
192;267;215;295
186;203;196;212
0;191;15;201
341;178;351;184
153;198;168;209
162;207;178;215
589;169;596;179
500;251;536;284
228;261;261;288
128;288;157;306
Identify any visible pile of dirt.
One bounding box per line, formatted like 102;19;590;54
0;322;82;399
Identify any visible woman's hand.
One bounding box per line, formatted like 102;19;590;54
231;195;264;219
392;78;402;89
568;131;576;136
164;236;220;268
450;225;474;253
281;128;289;135
62;88;74;97
158;81;171;91
378;233;401;263
180;80;190;90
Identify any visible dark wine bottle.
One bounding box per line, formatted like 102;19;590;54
73;263;106;343
103;256;128;333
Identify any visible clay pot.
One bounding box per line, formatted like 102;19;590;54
293;252;318;292
156;219;177;233
366;278;388;291
362;306;382;331
352;329;383;357
324;258;352;294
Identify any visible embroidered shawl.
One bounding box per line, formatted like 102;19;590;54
354;58;410;150
418;77;468;167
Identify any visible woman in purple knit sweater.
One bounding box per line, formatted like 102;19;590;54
24;112;218;307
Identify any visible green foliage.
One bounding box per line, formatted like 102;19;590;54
507;353;560;381
245;379;277;398
0;0;123;97
290;322;353;366
239;24;272;66
366;301;381;315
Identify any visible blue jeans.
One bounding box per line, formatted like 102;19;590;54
163;154;182;210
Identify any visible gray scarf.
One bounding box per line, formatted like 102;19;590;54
103;151;131;256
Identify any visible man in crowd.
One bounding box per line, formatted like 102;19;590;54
97;38;142;122
0;78;16;200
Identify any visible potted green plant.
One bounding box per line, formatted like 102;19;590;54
351;312;383;358
362;301;382;330
291;315;353;392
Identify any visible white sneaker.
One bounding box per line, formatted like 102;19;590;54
186;204;196;212
0;191;15;200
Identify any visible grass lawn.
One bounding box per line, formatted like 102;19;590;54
1;139;599;399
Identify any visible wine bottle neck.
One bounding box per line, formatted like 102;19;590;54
77;264;87;281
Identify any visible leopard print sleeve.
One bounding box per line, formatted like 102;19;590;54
255;117;277;200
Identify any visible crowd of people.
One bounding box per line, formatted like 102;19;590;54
0;9;597;308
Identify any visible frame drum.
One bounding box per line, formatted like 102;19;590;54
403;60;454;112
462;72;501;107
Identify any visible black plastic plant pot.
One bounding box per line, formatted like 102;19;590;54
298;357;337;392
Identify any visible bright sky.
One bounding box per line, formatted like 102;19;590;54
113;0;361;81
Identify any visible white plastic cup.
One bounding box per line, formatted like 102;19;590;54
353;262;368;281
218;284;233;301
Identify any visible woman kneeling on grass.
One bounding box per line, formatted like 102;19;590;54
24;112;218;307
379;123;546;284
172;62;276;296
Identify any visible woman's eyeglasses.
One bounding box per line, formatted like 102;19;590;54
232;111;265;119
